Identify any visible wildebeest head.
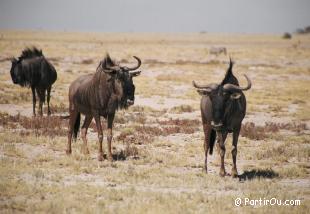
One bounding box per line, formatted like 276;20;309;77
10;47;44;87
193;59;251;130
10;58;23;85
102;55;141;107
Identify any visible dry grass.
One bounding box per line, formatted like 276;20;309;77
241;122;308;140
0;112;67;137
0;31;309;213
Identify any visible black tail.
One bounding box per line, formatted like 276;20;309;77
209;129;216;155
73;113;81;141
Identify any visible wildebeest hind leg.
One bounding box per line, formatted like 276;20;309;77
47;86;51;116
94;115;104;161
36;88;45;116
231;127;240;178
81;115;93;155
202;123;211;172
31;87;36;116
217;132;228;177
107;113;115;161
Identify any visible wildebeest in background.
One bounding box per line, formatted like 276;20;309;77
192;59;251;177
209;47;227;56
67;54;141;161
10;47;57;116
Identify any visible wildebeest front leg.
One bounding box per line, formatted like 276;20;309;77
47;86;51;116
81;115;93;155
94;115;104;161
217;132;227;177
107;113;115;161
231;127;241;178
202;123;212;172
31;87;36;116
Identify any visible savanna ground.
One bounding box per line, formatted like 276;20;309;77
0;31;309;213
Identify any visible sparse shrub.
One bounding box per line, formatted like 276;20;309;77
282;32;292;39
170;105;194;113
124;141;139;158
47;103;67;114
241;122;307;140
0;112;67;137
81;59;94;64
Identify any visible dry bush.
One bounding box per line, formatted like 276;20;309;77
81;59;94;64
116;119;200;145
272;122;308;133
282;32;292;39
241;122;275;140
241;122;308;140
170;105;194;113
19;116;67;137
144;59;166;65
46;103;67;114
123;141;139;158
0;112;21;128
114;112;147;125
0;112;67;137
158;118;199;127
117;132;153;145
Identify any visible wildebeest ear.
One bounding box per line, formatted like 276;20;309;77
10;57;17;63
230;93;241;99
197;89;211;96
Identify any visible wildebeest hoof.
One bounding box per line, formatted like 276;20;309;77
219;170;226;177
66;149;72;155
204;167;208;173
231;169;238;178
107;155;113;162
98;154;104;161
83;148;90;155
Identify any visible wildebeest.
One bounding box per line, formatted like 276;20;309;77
209;47;227;56
10;47;57;116
67;54;141;161
192;59;251;177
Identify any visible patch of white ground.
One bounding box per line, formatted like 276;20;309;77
135;95;196;110
0;104;33;117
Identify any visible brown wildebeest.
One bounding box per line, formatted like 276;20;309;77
193;59;251;177
10;47;57;116
67;54;141;161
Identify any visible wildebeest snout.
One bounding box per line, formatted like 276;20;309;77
127;99;134;106
211;121;223;129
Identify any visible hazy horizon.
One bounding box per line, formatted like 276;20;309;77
0;0;309;34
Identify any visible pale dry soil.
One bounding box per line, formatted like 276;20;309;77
0;31;309;213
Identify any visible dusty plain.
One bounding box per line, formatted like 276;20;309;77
0;31;309;213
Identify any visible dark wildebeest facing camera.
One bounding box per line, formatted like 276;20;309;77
67;54;141;161
193;59;251;177
10;47;57;116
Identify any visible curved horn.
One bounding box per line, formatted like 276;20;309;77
223;74;252;91
192;81;218;90
126;56;141;71
130;70;141;77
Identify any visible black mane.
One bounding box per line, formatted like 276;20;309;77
221;58;239;86
18;47;43;61
99;53;118;70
